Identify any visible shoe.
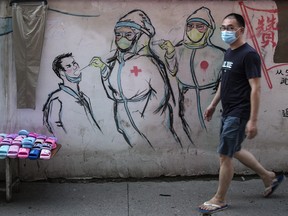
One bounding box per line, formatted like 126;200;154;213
40;149;51;160
18;129;29;136
7;145;20;158
18;147;30;159
264;174;285;198
0;145;10;159
21;137;36;148
44;137;57;149
34;135;47;145
28;148;41;160
0;134;17;159
198;202;228;214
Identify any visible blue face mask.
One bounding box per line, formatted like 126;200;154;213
221;31;237;45
65;73;82;84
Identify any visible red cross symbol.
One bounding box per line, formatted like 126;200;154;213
130;66;142;77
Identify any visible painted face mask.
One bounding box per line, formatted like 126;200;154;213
65;73;82;83
221;30;238;45
187;28;205;43
116;37;133;51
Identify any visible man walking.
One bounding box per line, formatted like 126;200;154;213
198;13;285;214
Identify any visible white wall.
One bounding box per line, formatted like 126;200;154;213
0;0;287;180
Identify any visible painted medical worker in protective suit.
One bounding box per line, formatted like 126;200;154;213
160;7;225;143
90;9;181;148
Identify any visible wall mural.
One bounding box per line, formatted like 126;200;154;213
239;2;288;123
158;7;225;144
239;2;288;88
42;53;102;134
42;7;226;149
40;2;288;149
89;9;181;149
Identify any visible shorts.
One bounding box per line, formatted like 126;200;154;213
217;116;248;158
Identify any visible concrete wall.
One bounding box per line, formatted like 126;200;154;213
0;0;287;180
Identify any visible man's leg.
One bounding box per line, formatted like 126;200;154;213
234;149;275;188
199;116;240;211
199;154;233;210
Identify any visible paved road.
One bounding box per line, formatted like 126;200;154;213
0;175;287;216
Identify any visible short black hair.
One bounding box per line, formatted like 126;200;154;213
223;13;245;28
52;53;73;78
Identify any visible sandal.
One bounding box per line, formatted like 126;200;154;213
199;202;228;214
264;174;285;198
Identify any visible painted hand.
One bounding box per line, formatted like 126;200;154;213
159;40;175;55
89;57;106;70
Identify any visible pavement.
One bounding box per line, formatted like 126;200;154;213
0;175;287;216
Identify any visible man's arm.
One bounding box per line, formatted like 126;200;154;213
246;77;261;139
204;83;221;122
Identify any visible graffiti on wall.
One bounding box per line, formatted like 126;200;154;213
89;9;182;148
42;53;102;135
157;6;225;144
239;1;288;122
40;2;288;148
42;7;227;148
240;2;288;89
2;1;279;148
282;108;288;118
276;69;288;85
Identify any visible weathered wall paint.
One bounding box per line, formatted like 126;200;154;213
0;0;287;180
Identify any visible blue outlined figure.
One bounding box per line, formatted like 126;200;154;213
43;53;102;135
90;9;181;148
159;7;225;143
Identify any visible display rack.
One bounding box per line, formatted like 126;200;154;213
0;144;61;202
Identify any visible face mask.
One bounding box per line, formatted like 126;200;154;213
116;37;133;51
187;28;205;43
221;31;238;45
65;73;82;83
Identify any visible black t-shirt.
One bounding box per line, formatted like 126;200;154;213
220;43;261;119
